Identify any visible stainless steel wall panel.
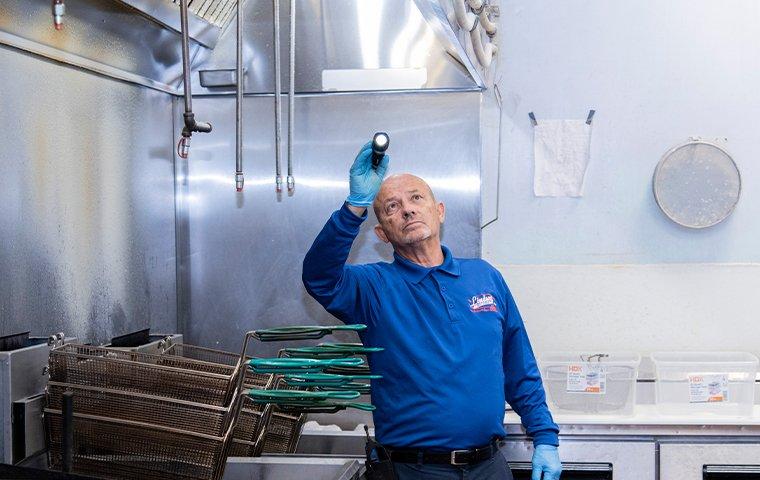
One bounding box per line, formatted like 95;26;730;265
175;91;481;355
190;0;480;95
0;0;196;92
0;47;177;343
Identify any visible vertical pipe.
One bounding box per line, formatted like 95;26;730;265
286;0;295;193
235;0;244;192
180;0;193;115
273;0;283;192
62;390;74;472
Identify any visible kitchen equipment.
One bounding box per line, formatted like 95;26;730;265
653;140;741;228
0;332;70;464
103;330;183;355
157;340;306;456
48;344;244;406
540;352;641;415
651;351;758;417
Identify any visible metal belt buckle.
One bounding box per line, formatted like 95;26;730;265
450;449;469;466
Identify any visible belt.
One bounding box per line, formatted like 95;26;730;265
388;438;502;466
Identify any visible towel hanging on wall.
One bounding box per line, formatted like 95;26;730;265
531;111;594;197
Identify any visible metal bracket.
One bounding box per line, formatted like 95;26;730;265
586;109;596;125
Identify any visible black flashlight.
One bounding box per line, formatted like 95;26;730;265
371;132;390;169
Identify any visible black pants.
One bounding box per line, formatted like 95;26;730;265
392;446;514;480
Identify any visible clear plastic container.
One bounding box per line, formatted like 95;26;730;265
651;351;758;417
539;352;641;416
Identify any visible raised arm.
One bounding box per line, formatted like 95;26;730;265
301;141;390;323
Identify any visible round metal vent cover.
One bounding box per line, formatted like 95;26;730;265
653;140;741;228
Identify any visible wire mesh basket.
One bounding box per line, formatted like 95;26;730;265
45;408;238;480
159;342;306;455
48;344;244;407
160;342;271;390
46;382;238;437
228;396;305;456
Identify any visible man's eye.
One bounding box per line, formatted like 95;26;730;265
386;203;398;213
412;194;422;200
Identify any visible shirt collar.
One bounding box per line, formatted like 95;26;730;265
393;245;461;284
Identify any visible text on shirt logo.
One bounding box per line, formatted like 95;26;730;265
468;293;497;313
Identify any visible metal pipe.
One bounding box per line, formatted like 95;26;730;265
62;390;74;472
273;0;283;192
52;0;65;30
235;0;244;192
178;0;212;160
286;0;295;193
180;0;193;116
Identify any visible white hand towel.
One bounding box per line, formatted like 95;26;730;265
533;119;592;197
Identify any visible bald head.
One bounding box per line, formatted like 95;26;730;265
371;173;445;251
373;174;436;220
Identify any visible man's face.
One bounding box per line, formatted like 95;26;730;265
373;175;445;247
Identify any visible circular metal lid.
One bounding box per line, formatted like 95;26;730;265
653;140;741;228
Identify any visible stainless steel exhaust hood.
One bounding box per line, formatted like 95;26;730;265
188;0;484;94
0;0;485;95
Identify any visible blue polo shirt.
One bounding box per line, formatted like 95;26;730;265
302;205;559;450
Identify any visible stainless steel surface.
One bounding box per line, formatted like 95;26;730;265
12;394;46;463
223;457;364;480
189;0;480;95
0;336;74;463
174;91;481;355
660;443;760;479
0;47;177;343
653;140;742;229
0;0;194;94
501;438;656;480
115;0;222;48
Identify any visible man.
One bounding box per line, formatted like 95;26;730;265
302;142;561;480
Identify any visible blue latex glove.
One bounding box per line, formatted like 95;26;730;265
532;444;562;480
346;141;390;207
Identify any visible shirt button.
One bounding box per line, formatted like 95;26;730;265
441;286;447;291
448;303;454;309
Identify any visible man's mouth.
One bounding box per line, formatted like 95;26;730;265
403;221;425;231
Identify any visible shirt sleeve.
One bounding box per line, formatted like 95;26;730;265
497;272;560;447
302;204;371;325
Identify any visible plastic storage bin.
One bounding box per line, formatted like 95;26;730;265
651;351;758;417
539;352;641;416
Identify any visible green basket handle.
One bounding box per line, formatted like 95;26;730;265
280;344;383;359
252;324;367;342
283;373;381;387
315;382;372;394
246;388;361;404
247;357;363;374
276;401;376;414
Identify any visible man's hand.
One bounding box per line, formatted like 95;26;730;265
346;141;390;208
531;444;561;480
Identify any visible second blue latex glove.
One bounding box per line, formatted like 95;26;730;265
532;444;562;480
346;141;390;207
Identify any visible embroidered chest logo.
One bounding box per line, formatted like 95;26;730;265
468;293;497;313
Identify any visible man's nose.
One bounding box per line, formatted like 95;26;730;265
402;207;416;219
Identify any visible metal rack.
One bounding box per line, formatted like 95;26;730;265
44;327;376;479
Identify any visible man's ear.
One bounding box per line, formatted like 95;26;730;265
374;224;390;243
437;202;446;223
